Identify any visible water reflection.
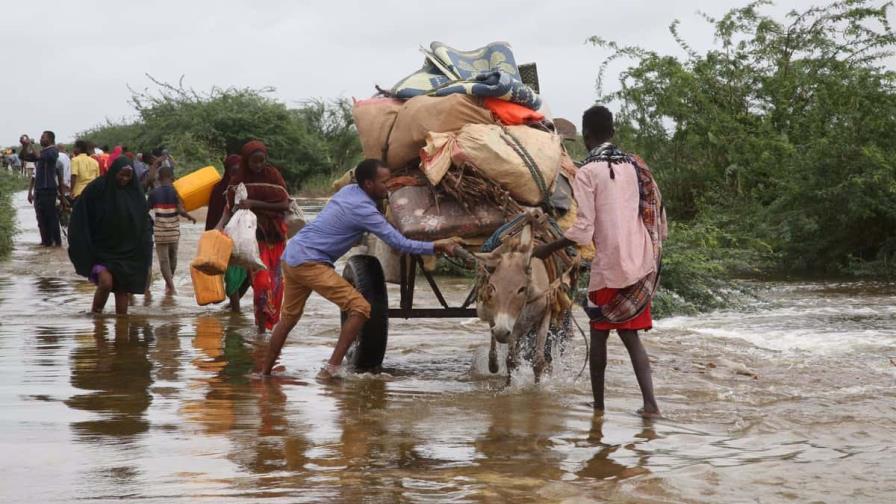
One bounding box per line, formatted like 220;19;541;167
184;317;237;433
184;316;312;483
34;325;63;353
151;322;182;385
578;415;654;480
34;276;65;297
65;317;153;439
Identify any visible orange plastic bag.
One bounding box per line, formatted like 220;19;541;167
483;97;545;125
190;230;233;276
190;266;226;306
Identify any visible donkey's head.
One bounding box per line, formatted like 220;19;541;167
474;223;536;344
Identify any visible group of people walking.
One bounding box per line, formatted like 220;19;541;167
65;141;286;324
12;132;177;250
26;104;664;416
62;137;464;380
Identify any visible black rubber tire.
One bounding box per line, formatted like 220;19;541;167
341;255;389;371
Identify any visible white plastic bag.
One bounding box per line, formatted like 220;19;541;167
225;183;266;271
285;197;306;238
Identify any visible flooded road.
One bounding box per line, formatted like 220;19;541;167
1;190;894;503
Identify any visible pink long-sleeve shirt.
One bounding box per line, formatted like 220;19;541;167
564;158;655;291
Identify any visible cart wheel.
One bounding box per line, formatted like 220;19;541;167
342;255;389;371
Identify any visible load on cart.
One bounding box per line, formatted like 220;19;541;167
340;41;592;379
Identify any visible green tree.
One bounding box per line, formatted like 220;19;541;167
592;0;896;274
80;76;361;191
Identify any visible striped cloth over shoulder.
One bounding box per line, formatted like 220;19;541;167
148;185;181;244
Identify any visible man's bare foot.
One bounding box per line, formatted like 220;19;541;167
637;407;662;419
316;363;342;382
260;365;287;376
165;286;176;296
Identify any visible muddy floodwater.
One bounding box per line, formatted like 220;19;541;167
1;191;894;503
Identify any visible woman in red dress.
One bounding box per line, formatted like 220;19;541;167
217;141;291;333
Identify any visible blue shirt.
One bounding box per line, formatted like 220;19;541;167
284;184;434;267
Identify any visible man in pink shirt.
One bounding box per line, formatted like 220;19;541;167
536;105;662;417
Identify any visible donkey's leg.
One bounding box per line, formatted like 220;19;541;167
488;334;499;374
505;333;521;386
532;308;552;383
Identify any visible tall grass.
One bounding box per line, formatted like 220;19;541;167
0;172;28;259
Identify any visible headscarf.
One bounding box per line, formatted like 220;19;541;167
68;157;153;294
108;145;123;165
224;153;242;170
226;141;290;242
205;154;243;231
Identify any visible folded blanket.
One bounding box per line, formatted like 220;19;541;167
391;41;542;110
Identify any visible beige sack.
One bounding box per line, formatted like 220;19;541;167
331;167;354;191
386;94;494;169
421;124;562;205
554;187;596;262
352;97;403;160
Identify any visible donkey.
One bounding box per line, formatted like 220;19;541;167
474;217;553;385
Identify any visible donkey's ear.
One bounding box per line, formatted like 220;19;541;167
515;224;534;253
501;232;520;252
473;251;500;271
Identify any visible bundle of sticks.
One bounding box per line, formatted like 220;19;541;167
438;163;523;217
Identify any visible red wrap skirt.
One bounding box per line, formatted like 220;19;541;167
588;288;653;331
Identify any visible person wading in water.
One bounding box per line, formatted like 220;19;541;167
262;159;462;379
216;141;291;334
24;131;63;247
206;154;249;312
68;157;153;314
535;105;665;418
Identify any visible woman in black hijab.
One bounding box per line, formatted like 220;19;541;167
68;156;153;314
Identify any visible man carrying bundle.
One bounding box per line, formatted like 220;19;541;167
535;105;666;417
263;159;463;378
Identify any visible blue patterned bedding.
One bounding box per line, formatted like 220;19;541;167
391;41;542;110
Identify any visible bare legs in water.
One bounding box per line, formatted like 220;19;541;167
92;269;130;315
590;329;660;417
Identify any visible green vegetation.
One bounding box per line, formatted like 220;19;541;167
80;76;361;192
0;172;28;259
587;0;896;313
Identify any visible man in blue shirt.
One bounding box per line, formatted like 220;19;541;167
24;131;63;247
263;159;462;377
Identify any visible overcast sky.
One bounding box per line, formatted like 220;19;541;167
1;0;872;145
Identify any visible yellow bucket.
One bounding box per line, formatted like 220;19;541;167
174;166;222;212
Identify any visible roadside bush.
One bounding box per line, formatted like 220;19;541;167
80;77;362;192
0;172;28;259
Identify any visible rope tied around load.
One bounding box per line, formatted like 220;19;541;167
499;127;553;214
